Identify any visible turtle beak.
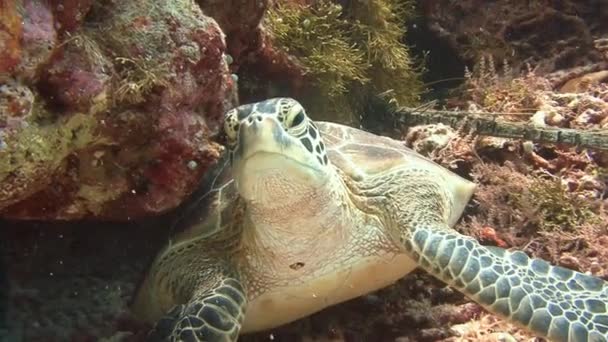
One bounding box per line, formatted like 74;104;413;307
236;114;291;160
231;113;327;202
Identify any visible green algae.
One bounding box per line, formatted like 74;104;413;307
510;176;602;232
0;100;107;207
264;0;423;124
86;0;208;107
112;57;170;106
266;1;369;98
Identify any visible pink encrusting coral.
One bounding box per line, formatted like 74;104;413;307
0;0;236;220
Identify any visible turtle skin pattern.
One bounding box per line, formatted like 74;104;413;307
148;278;247;342
408;227;608;342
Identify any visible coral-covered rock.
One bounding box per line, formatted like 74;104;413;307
404;123;455;156
0;0;57;79
49;0;94;34
200;0;308;107
0;0;421;221
16;0;58;80
0;80;34;123
40;36;112;113
198;0;269;67
0;0;236;221
0;80;62;211
0;1;22;73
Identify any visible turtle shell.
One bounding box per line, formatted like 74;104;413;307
316;121;476;227
171;121;476;243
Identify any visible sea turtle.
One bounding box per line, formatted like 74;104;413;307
132;98;608;342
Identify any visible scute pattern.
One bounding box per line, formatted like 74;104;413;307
409;227;608;342
317;121;450;177
148;277;247;342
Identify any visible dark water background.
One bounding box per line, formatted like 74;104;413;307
1;246;8;338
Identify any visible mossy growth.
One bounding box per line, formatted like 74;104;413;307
112;57;170;106
347;0;422;104
85;0;203;107
264;0;423;124
0;101;106;207
0;111;103;176
462;56;550;116
509;176;602;232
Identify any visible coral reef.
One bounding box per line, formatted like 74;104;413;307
3;0;608;341
400;42;608;339
0;0;235;220
0;0;423;220
460;55;608;130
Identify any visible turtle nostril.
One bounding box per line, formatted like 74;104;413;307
255;115;262;122
247;116;254;124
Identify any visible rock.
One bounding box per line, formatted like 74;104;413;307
40;35;112;113
49;0;94;34
0;1;22;73
0;80;35;123
404;124;455;156
16;0;58;80
0;0;236;221
560;70;608;93
486;332;517;342
576;108;605;126
199;0;269;67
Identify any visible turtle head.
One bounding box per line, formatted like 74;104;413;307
224;98;332;203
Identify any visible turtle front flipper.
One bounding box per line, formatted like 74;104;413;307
406;226;608;342
148;276;247;342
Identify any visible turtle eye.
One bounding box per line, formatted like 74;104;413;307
224;109;239;145
291;111;305;127
286;102;307;130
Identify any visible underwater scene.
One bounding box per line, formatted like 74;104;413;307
1;0;608;341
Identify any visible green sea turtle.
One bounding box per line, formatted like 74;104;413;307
132;98;608;342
